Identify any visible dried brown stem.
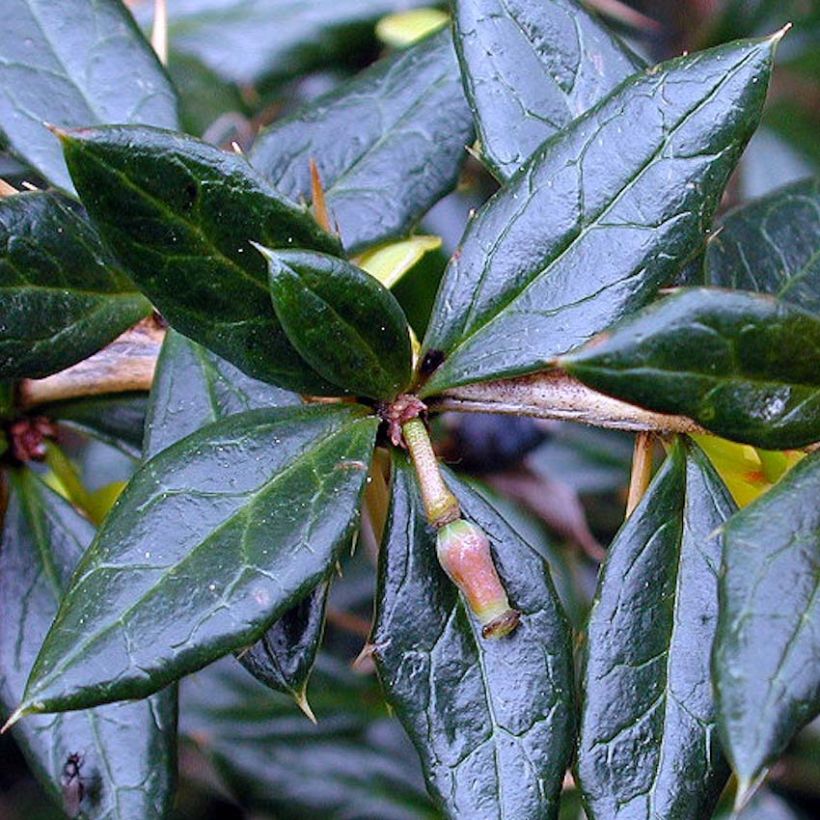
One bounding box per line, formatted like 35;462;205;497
428;371;707;436
19;318;165;408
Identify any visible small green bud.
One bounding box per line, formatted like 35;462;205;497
436;519;521;639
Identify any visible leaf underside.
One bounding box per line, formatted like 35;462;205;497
0;471;176;819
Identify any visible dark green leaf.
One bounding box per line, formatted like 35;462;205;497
155;0;435;87
60;125;344;393
235;582;328;708
0;0;178;192
577;439;734;819
263;248;412;399
181;656;435;819
251;28;473;253
144;329;319;710
419;35;779;396
0;470;176;819
0;192;151;380
705;177;820;314
144;328;298;460
562;287;820;449
373;455;575;819
42;393;148;459
713;451;820;793
453;0;642;180
17;404;377;714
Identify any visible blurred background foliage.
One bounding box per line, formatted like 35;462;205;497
1;0;818;817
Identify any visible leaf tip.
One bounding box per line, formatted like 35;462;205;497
293;689;317;724
734;770;767;812
1;705;29;733
44;122;69;140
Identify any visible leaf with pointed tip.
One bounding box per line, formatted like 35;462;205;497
263;248;412;400
60;125;344;394
144;329;298;460
705;177;820;315
372;455;575;819
42;393;148;459
0;192;151;380
236;582;328;708
251;28;473;254
145;329;324;714
453;0;643;180
562;288;820;449
16;404;377;715
419;35;779;396
0;0;178;192
577;439;734;819
713;451;820;794
181;656;436;819
0;470;176;819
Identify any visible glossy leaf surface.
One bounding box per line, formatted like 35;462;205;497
43;393;148;459
0;192;150;380
0;0;178;192
61;125;344;393
714;451;820;791
236;582;328;706
420;36;778;395
373;456;575;819
181;656;435;819
0;470;176;819
251;28;473;253
705;177;820;315
144;329;298;460
19;404;377;713
563;288;820;449
454;0;642;180
577;440;734;819
155;0;434;86
264;249;412;399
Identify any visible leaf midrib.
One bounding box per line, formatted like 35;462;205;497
26;415;373;698
437;46;760;368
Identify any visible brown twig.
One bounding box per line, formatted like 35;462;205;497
429;371;707;436
19;318;165;408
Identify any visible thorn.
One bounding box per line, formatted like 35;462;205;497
151;0;168;66
230;141;243;155
248;239;273;260
293;689;317;724
309;159;332;234
1;705;26;733
772;22;793;43
0;178;18;197
43;121;68;139
734;771;767;812
21;181;39;192
352;642;376;670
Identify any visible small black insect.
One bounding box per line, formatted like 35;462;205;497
61;752;85;818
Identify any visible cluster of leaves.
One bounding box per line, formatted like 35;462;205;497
0;1;818;818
